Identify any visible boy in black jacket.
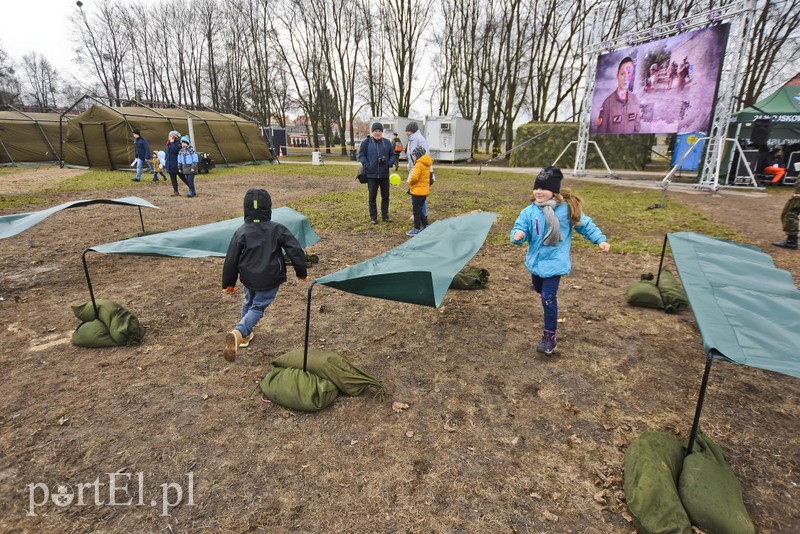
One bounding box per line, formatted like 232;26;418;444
222;189;309;362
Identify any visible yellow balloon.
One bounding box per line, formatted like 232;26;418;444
389;173;401;186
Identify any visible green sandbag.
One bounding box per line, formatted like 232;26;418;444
259;366;339;412
71;299;145;347
656;268;688;314
626;274;665;309
624;431;691;534
679;433;755;534
273;349;385;401
449;265;489;290
72;319;119;348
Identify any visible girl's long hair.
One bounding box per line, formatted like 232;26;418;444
529;188;584;225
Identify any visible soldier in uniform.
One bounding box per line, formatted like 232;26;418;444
597;56;641;134
773;179;800;250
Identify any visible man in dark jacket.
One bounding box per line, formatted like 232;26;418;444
221;189;309;361
359;122;396;224
131;129;152;182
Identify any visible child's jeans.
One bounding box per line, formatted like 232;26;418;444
531;274;561;333
411;194;427;229
235;286;279;337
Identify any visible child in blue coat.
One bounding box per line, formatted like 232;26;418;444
510;166;611;354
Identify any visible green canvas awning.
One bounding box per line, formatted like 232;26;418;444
0;196;158;239
316;212;497;307
89;207;319;257
667;232;800;378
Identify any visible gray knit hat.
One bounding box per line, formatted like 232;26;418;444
168;130;181;139
405;121;419;133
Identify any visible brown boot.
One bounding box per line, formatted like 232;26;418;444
223;330;243;362
239;332;255;348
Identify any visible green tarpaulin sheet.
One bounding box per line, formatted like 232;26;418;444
316;212;497;308
667;232;800;378
0;196;158;239
89;206;319;257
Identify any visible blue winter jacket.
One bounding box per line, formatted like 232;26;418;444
358;136;395;179
510;202;606;277
134;136;150;161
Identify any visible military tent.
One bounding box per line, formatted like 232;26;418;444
63;104;272;169
0;110;61;164
729;75;800;147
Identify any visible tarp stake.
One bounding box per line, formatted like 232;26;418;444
656;233;668;286
686;351;714;456
81;248;99;319
303;280;317;372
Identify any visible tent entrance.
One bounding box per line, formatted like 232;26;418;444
80;122;115;169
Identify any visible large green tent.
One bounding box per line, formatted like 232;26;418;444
63;104;272;169
0;110;61;164
730;80;800;146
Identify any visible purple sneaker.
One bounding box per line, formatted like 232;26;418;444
536;333;557;354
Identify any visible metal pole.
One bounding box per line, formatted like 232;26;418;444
656;234;668;286
81;249;99;319
303;280;317;372
686;351;715;456
138;207;145;234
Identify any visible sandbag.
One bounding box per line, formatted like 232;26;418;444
259;366;339;412
679;433;755;534
624;431;691;534
273;349;385;401
626;274;665;309
449;265;489;290
71;299;145;347
656;268;688;314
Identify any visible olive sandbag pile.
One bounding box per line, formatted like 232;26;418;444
71;299;145;348
260;348;385;411
449;265;489;289
626;268;688;313
678;433;755;534
624;432;692;534
624;431;755;534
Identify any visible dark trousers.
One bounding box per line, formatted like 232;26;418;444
531;274;561;333
368;177;390;220
412;194;427;229
169;172;188;192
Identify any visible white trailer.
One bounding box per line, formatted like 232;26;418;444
424;116;473;162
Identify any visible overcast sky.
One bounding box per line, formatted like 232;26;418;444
1;0;155;80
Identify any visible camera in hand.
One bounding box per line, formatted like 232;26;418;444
378;156;386;164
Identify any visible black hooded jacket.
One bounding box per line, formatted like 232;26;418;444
222;189;308;291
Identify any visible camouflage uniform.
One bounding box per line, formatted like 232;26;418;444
780;181;800;236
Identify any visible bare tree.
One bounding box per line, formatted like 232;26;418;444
71;3;131;104
738;0;800;106
21;53;60;109
317;0;365;153
357;0;389;117
381;0;435;117
0;47;22;106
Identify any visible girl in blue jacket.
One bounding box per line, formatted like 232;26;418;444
510;166;611;354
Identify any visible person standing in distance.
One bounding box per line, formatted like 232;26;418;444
359;122;395;224
131;129;153;182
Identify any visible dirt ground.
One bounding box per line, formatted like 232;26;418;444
0;166;798;533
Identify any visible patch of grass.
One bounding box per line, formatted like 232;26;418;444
0;195;49;209
290;166;740;253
